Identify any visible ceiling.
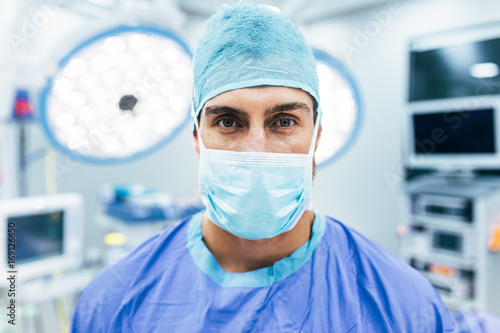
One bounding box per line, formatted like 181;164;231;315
177;0;390;24
6;0;391;31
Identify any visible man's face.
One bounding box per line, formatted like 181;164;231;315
194;86;319;156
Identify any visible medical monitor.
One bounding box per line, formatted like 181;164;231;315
406;98;500;171
0;193;83;285
409;22;500;102
413;108;495;154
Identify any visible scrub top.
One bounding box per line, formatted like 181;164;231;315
71;211;455;332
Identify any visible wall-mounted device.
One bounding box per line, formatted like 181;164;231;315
405;22;500;172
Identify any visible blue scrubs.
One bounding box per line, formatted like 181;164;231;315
71;211;455;332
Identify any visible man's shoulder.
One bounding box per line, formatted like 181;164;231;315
320;215;454;331
321;215;422;280
321;215;433;286
70;217;193;332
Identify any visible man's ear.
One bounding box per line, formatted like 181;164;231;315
193;125;200;155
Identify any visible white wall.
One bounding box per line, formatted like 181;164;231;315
1;0;500;255
306;0;500;253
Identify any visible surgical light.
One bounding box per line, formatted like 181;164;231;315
314;50;362;167
39;25;193;163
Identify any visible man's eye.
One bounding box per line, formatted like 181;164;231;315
277;118;295;127
217;119;236;127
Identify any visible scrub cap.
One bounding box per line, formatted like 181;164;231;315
191;0;320;120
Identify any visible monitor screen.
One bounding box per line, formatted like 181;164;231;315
433;231;462;253
7;211;64;265
409;37;500;101
413;108;496;154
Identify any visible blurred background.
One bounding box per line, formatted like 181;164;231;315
1;0;500;331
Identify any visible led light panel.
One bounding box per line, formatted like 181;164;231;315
314;50;362;167
39;25;193;163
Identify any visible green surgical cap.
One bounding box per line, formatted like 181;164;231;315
191;0;320;120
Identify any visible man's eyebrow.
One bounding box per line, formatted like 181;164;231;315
203;102;311;119
203;105;249;120
265;102;311;116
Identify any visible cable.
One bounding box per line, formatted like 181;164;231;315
18;122;28;197
22;146;47;167
45;146;58;195
57;295;70;333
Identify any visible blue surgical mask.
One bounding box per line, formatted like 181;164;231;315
197;117;320;239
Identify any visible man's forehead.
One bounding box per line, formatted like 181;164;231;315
208;85;311;99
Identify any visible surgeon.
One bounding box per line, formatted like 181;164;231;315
71;0;455;332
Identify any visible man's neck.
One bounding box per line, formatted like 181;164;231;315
201;210;315;273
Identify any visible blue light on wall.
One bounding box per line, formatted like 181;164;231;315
313;50;362;168
38;25;193;164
